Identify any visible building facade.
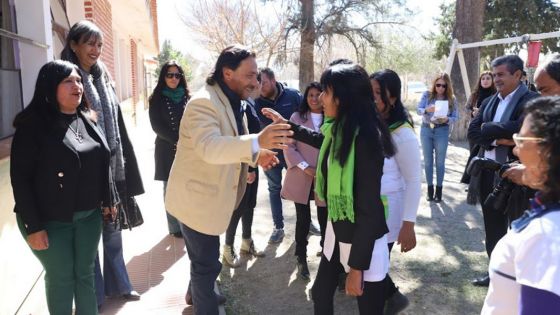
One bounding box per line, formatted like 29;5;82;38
0;0;158;140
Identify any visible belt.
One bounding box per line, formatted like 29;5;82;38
422;123;449;129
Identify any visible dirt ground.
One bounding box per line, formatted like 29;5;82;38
217;131;489;314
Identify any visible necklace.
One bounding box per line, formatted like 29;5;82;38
68;114;83;143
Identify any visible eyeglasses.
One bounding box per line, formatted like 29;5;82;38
512;133;545;147
165;72;182;79
435;84;447;88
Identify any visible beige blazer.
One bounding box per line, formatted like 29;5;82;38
281;112;326;206
165;83;258;236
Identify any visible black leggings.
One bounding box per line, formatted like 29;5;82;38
225;205;254;246
385;242;398;299
294;201;327;259
312;243;386;314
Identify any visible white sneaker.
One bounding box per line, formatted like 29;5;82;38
222;244;241;268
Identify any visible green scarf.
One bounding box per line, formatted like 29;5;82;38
387;120;413;133
315;117;358;223
161;87;185;104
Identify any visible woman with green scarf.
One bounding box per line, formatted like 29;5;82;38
149;61;190;237
263;63;395;314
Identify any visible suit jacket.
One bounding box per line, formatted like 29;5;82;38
11;111;116;234
290;123;388;270
148;93;187;181
281;112;326;206
467;83;539;163
165;83;258;236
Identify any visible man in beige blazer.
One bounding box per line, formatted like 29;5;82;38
165;45;291;314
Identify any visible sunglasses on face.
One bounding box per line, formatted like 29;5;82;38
512;133;545;147
435;84;447;88
165;72;182;79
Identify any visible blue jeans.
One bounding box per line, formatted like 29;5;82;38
181;223;221;315
264;161;286;229
163;181;181;234
94;222;133;306
420;124;450;186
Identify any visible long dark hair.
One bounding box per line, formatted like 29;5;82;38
150;61;190;101
523;96;560;203
60;20;104;78
469;71;496;108
206;45;256;85
298;81;322;122
13;60;86;128
320;64;395;165
370;69;413;128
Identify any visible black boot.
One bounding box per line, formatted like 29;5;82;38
435;186;443;202
426;185;434;201
297;256;310;280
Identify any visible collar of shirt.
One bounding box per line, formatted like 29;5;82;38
497;83;521;103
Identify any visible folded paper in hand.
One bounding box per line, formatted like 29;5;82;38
433;100;448;118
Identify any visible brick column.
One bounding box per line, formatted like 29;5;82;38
84;0;115;80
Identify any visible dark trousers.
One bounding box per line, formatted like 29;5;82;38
385;242;398;299
264;161;286;229
181;223;221;315
225;205;254;246
17;210;102;315
312;243;386;315
480;169;508;258
294;198;327;259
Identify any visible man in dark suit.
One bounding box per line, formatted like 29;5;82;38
467;55;539;287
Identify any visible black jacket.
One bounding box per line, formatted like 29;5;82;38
11;111;117;234
290;123;388;270
148;93;187;181
467;85;539;162
116;105;144;196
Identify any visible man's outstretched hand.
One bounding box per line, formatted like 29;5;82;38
257;149;279;170
258;123;293;150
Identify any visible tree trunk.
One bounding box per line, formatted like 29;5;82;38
450;0;485;141
299;0;315;92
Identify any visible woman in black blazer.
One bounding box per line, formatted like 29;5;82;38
11;60;117;315
61;21;144;305
149;61;190;236
264;63;395;314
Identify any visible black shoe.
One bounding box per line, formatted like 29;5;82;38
297;257;310;280
122;290;141;301
426;185;434;201
185;291;226;305
434;186;443;203
384;289;410;315
471;275;490;287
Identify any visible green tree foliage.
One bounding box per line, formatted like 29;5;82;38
483;0;560;59
156;39;192;82
432;0;560;60
432;2;455;60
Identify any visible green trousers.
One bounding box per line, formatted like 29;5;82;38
18;209;102;315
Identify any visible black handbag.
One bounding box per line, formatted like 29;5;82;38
113;196;144;230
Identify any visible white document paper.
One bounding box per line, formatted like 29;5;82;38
433;100;449;119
